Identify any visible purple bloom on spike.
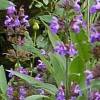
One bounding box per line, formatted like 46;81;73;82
14;17;20;27
68;43;77;57
8;68;14;78
35;74;43;82
90;26;100;43
54;42;67;56
90;5;97;14
74;85;82;96
85;70;93;85
91;91;100;100
71;15;86;33
7;86;14;100
50;16;60;34
72;23;80;33
7;6;16;15
71;83;82;98
56;82;65;100
37;60;46;71
74;0;81;12
19;86;26;100
90;0;100;14
90;32;100;43
16;67;28;75
20;15;30;27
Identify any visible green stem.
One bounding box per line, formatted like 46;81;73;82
34;31;37;46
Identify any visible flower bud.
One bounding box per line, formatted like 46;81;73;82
33;22;39;30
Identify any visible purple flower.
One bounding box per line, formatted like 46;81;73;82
71;83;82;98
90;0;100;14
19;86;26;100
74;0;81;12
8;68;14;78
85;70;93;85
74;85;82;96
5;6;29;29
14;17;20;27
90;26;100;43
7;86;14;100
68;43;77;57
35;74;43;82
90;5;97;14
37;60;46;71
90;32;100;43
50;16;60;34
20;15;30;27
7;5;16;15
16;67;28;75
56;83;65;100
40;49;46;55
71;15;86;33
71;23;80;33
54;42;67;56
91;91;100;100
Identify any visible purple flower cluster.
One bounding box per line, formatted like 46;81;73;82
37;60;46;71
90;0;100;14
54;42;77;56
68;43;78;57
54;42;67;56
50;16;60;34
73;0;81;13
85;70;93;86
5;5;29;29
90;26;100;43
71;14;86;33
34;60;46;95
70;83;82;100
91;91;100;100
35;74;43;82
8;66;28;78
19;86;27;100
7;86;14;100
16;67;29;75
56;83;65;100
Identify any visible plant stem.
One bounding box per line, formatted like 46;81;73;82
34;31;36;46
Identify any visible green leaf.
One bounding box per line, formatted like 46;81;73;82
70;30;91;62
39;15;52;23
7;70;57;95
69;56;85;85
69;56;87;99
49;53;66;86
35;1;43;8
0;65;7;100
43;0;49;5
0;0;9;10
25;95;49;100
